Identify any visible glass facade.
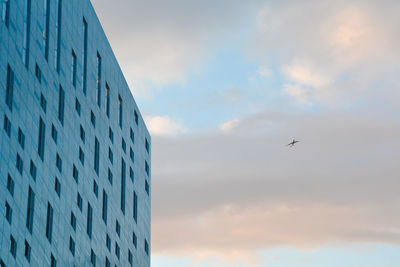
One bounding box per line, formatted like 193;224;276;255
0;0;151;266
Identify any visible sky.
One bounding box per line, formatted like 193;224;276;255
91;0;400;266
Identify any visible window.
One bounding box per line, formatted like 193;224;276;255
122;138;126;153
108;147;113;164
121;159;126;214
16;153;23;174
80;125;85;143
116;220;120;237
55;177;61;197
5;64;14;111
58;86;65;125
35;63;42;82
18;128;25;149
10;235;17;258
77;193;82;211
90;249;96;266
6;201;12;223
109;127;113;143
102;190;108;224
129;167;134;182
145;180;150;196
128;249;133;265
56;153;62;172
96;52;102;107
108;168;113;185
133;191;138;223
118;95;123;128
79;147;84;165
145;161;150;176
91;110;96;127
3;115;11;136
106;83;110;117
51;254;57;267
55;0;62;72
134;110;139;125
145;138;150;153
2;0;10;27
51;124;57;143
46;202;54;242
130;148;134;162
7;174;14;196
82;17;88;94
72;49;77;87
130;128;134;143
24;240;31;262
93;180;98;198
69;236;75;255
87;202;93;238
38;117;46;160
106;257;110;267
70;212;76;231
145;239;149;255
73;164;79;183
23;0;32;68
94;137;100;175
44;0;50;60
106;234;111;251
40;93;47;112
115;242;120;259
26;186;35;233
132;231;137;248
30;160;36;180
75;98;81;115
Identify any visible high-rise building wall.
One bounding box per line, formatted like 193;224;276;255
0;0;151;266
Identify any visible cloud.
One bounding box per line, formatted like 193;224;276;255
145;115;184;136
219;118;240;133
258;66;273;78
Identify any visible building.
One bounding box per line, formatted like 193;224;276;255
0;0;151;266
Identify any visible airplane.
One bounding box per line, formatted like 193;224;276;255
287;138;299;147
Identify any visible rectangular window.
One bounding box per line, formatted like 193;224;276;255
145;239;149;255
106;234;111;251
2;0;10;27
93;180;98;198
130;147;134;162
69;236;75;255
106;83;110;117
10;235;17;258
55;0;62;72
30;160;37;180
145;180;150;196
26;186;35;233
51;124;57;143
128;249;133;265
44;0;50;60
87;202;93;238
16;153;23;174
6;201;12;223
116;220;120;237
91;110;96;127
97;52;102;107
55;177;61;197
109;127;113;143
118;95;123;128
145;160;150;176
35;63;42;83
70;212;76;231
132;232;137;248
106;258;110;267
82;17;88;94
108;147;113;164
6;64;14;111
40;93;47;112
121;158;126;214
129;167;134;182
79;147;84;165
73;164;79;183
102;189;108;224
7;174;14;196
94;137;100;175
71;49;77;87
108;168;113;185
51;254;57;267
56;153;62;172
80;125;85;143
58;85;64;125
24;240;31;262
145;138;150;153
122;138;126;153
115;242;120;259
90;249;96;266
3;115;11;136
133;191;138;223
75;98;81;115
77;192;82;211
130;128;134;143
134;110;139;125
38;117;45;160
45;202;53;243
18;128;25;149
23;0;32;68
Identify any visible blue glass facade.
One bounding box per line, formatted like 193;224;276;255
0;0;151;266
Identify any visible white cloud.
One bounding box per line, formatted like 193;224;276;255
219;118;240;133
258;66;273;78
145;116;184;137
